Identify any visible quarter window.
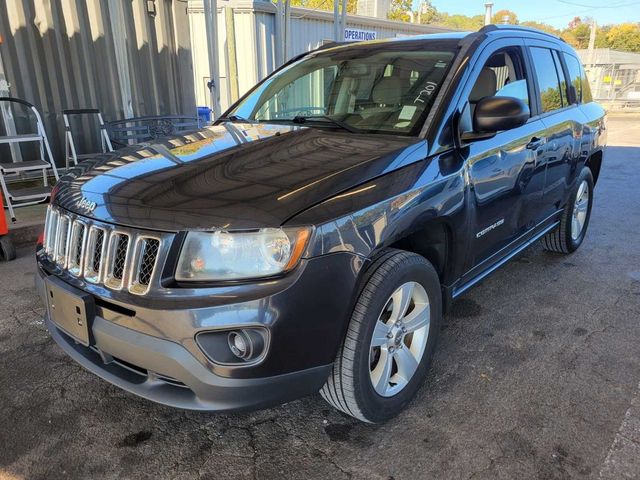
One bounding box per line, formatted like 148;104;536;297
530;47;565;113
563;53;583;103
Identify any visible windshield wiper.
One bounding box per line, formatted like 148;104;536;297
291;115;360;133
217;114;252;123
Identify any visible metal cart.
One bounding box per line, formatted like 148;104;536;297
63;108;113;168
0;97;58;222
107;115;201;147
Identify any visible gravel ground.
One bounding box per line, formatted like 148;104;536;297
0;116;639;480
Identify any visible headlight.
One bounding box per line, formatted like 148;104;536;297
175;227;312;281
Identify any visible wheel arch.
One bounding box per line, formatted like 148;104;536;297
384;220;454;285
586;149;603;185
352;218;457;314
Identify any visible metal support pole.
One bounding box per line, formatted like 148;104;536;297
275;0;285;67
340;0;347;41
225;7;239;103
484;2;493;26
284;0;291;60
204;0;221;119
0;46;22;163
108;0;134;119
333;0;340;42
588;20;597;69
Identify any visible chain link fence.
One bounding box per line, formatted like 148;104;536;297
578;49;640;112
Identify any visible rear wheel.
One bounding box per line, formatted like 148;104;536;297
542;167;594;254
320;250;441;423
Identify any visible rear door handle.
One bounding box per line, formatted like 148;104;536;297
526;137;545;150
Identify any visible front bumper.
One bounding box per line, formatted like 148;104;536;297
36;251;363;411
44;314;330;411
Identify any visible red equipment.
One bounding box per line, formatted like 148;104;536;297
0;190;16;261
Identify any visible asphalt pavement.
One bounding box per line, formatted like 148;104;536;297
0;116;639;480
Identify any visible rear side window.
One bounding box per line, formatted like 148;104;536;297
563;53;582;103
530;47;565;113
551;50;568;106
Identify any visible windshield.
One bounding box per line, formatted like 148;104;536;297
229;41;458;136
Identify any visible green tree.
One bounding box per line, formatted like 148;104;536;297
434;13;484;30
387;0;413;22
540;86;562;112
606;23;640;52
561;22;591;49
492;9;518;25
417;1;438;24
289;0;358;14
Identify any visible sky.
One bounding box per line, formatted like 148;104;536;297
420;0;640;29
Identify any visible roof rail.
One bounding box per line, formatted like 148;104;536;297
479;24;566;43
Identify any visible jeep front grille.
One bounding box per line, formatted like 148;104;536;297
138;239;159;286
43;206;165;295
105;232;130;289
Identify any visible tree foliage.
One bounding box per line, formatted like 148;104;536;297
286;0;640;53
492;9;518;25
387;0;413;22
289;0;358;15
430;12;484;30
606;23;640;52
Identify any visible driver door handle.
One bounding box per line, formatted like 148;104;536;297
526;136;545;150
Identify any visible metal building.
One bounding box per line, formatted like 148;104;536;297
1;0;451;166
0;0;195;162
187;0;452;112
577;48;640;108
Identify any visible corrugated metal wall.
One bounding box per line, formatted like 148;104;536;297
0;0;196;164
287;8;451;57
188;0;452;111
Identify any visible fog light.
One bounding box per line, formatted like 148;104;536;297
196;327;268;365
228;330;252;360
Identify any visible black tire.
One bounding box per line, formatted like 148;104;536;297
542;167;594;254
0;235;16;261
320;249;442;423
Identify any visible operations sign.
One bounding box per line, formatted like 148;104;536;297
344;28;377;42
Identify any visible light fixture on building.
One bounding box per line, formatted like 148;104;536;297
146;0;156;17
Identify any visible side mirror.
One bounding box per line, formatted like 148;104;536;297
473;96;530;134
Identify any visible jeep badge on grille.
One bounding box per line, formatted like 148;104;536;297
78;197;97;213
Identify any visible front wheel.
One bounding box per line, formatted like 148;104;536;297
320;250;441;423
542;166;594;254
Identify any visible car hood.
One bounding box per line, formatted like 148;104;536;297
52;122;427;231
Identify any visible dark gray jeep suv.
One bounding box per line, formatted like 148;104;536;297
36;25;606;422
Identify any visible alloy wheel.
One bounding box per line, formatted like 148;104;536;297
369;281;430;397
572;179;590;241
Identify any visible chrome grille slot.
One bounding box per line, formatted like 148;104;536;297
129;237;161;295
84;226;106;283
67;221;87;275
54;215;71;267
44;208;59;254
105;232;131;290
43;207;166;295
139;239;159;285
